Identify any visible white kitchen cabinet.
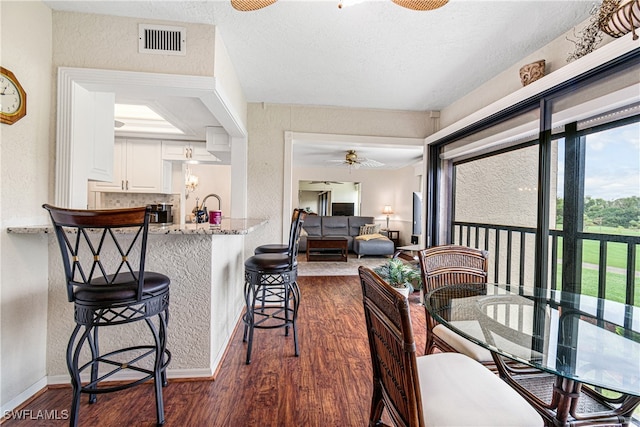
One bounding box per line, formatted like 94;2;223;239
89;138;172;193
162;141;221;163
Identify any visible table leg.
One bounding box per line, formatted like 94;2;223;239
551;376;581;426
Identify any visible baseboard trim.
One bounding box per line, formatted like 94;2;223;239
47;367;215;386
0;377;48;418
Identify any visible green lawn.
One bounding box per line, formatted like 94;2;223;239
571;267;640;306
554;227;639;306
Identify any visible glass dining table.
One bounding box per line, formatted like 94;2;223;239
424;283;640;426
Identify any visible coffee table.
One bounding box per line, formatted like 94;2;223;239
306;236;348;262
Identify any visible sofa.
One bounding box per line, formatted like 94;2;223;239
299;215;395;258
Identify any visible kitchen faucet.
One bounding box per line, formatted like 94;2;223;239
193;193;222;223
201;193;221;212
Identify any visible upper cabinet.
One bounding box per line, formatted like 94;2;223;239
89;138;172;194
162;141;221;163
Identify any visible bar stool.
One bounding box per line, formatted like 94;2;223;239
254;208;300;254
43;204;171;427
242;210;307;364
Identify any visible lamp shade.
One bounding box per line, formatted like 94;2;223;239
382;205;394;215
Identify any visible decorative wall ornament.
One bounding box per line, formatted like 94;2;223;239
598;0;640;39
519;59;546;86
567;3;605;62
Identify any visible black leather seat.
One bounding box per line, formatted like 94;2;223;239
254;209;300;254
43;204;171;426
242;210;307;364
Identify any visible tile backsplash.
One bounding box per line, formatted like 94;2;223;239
99;193;181;223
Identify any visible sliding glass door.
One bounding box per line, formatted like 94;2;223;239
429;53;639;303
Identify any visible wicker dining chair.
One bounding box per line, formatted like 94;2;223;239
416;245;493;361
358;266;542;427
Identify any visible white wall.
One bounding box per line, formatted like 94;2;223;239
0;0;52;413
246;103;431;252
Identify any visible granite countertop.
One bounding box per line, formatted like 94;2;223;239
7;218;267;235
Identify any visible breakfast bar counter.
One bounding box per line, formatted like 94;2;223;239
8;218;267;382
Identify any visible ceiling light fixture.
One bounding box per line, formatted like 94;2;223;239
114;103;184;134
232;0;448;12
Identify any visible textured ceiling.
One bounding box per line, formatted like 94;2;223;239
45;0;593;111
44;0;593;169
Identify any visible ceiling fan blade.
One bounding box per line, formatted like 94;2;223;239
359;158;385;167
391;0;448;11
231;0;277;11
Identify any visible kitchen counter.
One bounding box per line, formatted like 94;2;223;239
7;218;267;235
8;217;267;383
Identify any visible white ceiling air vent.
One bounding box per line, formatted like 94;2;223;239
139;24;186;56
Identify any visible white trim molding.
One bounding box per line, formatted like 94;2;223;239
55;67;248;209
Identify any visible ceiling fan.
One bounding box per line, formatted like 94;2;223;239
231;0;448;11
327;150;384;169
308;180;343;185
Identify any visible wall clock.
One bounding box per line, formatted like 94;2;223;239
1;67;27;125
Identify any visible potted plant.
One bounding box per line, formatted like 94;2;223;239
373;258;422;298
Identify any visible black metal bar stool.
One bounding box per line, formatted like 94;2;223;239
242;210;306;364
43;204;171;426
254;208;300;254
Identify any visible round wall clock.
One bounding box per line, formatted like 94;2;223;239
1;67;27;125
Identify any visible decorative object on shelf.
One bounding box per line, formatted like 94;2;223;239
373;258;422;296
598;0;639;40
1;67;27;125
382;205;394;230
519;59;546;86
185;164;199;198
567;3;605;62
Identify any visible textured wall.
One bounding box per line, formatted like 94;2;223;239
52;11;216;76
0;0;52;413
246;103;430;253
440;16;615;128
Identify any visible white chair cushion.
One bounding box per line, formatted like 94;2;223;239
433;323;494;362
417;353;542;427
434;322;542;363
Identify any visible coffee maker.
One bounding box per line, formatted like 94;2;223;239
147;203;173;225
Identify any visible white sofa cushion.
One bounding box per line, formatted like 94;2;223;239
418;353;542;427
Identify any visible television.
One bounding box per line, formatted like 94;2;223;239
331;202;354;216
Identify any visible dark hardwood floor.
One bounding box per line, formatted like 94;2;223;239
3;275;426;427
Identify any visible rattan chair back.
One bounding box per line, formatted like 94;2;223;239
417;245;488;293
359;266;424;427
417;245;488;355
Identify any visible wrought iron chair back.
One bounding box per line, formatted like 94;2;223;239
44;204;150;303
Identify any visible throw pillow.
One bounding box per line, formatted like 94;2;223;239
359;223;381;235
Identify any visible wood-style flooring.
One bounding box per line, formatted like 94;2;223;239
3;275;426;426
